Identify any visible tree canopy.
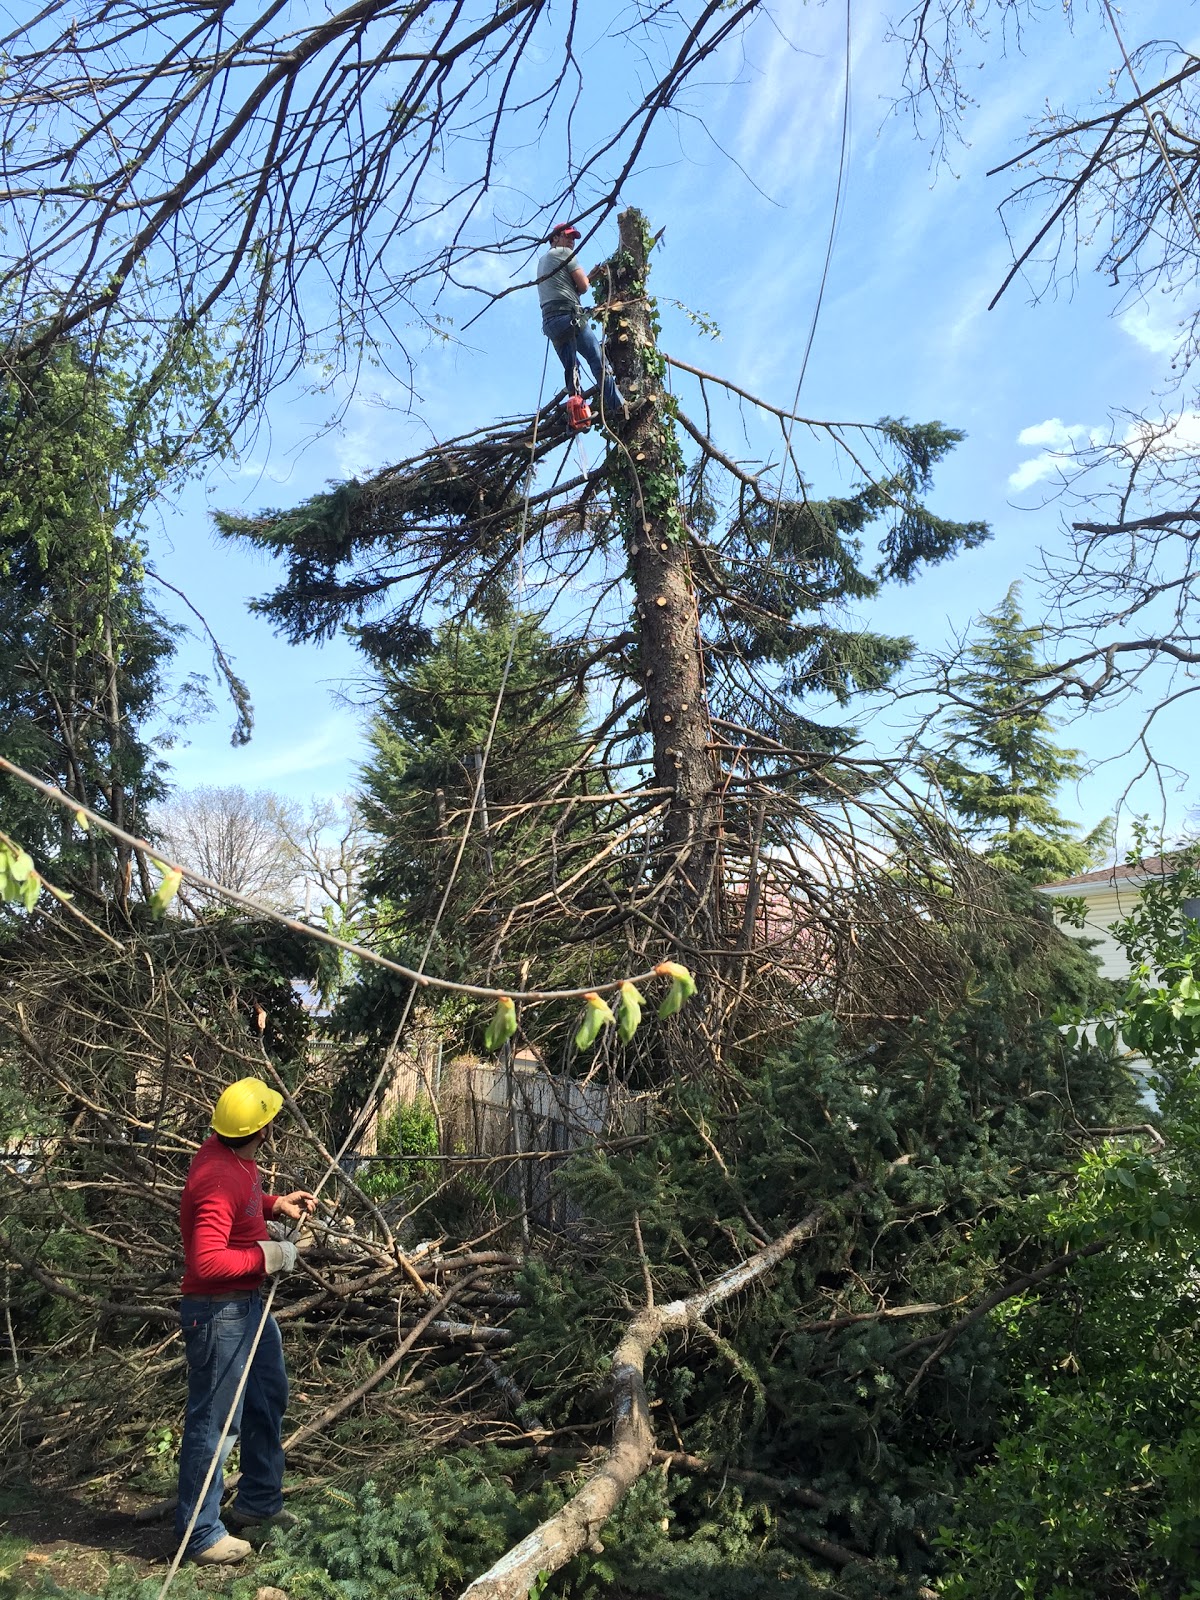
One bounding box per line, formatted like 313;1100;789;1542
0;341;180;901
0;0;760;429
219;212;994;1074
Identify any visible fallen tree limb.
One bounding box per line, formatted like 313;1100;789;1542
425;1318;513;1347
283;1273;481;1455
482;1356;547;1435
7;1252;176;1325
652;1449;935;1564
650;1449;831;1511
133;1282;482;1523
456;1183;869;1600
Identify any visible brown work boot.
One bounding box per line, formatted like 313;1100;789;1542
227;1507;299;1532
191;1534;253;1565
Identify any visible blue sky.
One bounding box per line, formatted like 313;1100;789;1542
148;0;1196;845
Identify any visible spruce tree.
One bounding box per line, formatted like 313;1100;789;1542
338;610;597;1047
932;585;1109;882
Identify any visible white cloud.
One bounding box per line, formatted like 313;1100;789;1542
1121;408;1200;457
1119;295;1189;356
1008;408;1200;492
1017;418;1079;449
1008;453;1065;492
1009;417;1108;491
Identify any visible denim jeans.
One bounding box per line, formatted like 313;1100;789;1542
544;311;623;419
176;1293;288;1557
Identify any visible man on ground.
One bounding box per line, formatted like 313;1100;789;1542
175;1077;316;1565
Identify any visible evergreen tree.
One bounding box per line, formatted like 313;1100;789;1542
361;609;589;944
338;610;598;1048
941;848;1200;1597
0;333;234;905
218;212;992;1069
932;585;1108;882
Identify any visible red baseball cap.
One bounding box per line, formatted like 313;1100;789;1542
548;222;581;241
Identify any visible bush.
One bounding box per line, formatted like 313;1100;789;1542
358;1099;439;1204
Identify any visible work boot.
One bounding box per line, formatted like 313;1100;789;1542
227;1506;299;1532
191;1534;253;1565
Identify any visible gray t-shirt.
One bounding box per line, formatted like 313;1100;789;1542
537;246;582;328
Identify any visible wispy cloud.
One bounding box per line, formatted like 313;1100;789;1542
169;717;355;792
735;0;858;190
233;458;293;483
455;251;515;294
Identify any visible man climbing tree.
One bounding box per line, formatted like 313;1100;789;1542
537;222;624;430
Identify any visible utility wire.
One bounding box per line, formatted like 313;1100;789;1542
769;0;853;554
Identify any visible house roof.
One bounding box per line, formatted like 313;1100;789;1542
1039;856;1173;898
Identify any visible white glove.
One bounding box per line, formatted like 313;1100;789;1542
258;1239;297;1275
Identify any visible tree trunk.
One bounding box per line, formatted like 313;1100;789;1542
603;209;725;1072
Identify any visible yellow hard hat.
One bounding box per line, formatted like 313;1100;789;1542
211;1077;283;1139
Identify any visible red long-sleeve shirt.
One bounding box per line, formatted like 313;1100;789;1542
180;1134;280;1296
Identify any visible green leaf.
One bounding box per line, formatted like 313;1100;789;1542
617;981;644;1044
483;996;517;1053
575;992;615;1052
6;846;34;883
654;961;696;1019
148;862;183;918
0;839;40;910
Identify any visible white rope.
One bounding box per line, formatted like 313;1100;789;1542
313;337;552;1192
155;1266;286;1596
156;345;554;1593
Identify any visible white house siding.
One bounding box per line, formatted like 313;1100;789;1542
1039;869;1170;1105
1060;888;1134;982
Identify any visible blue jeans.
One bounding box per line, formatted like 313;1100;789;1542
176;1293;288;1557
544;312;623;419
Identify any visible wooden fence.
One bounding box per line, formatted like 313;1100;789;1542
356;1040;653;1228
